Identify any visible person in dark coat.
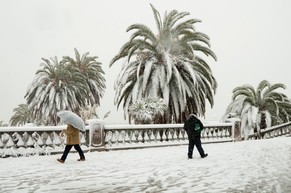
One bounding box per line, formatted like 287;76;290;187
57;124;85;163
183;113;208;159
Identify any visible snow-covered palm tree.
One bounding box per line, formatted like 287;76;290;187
0;121;8;127
223;80;291;138
25;57;87;125
9;104;33;126
110;4;217;123
63;48;106;107
129;98;167;124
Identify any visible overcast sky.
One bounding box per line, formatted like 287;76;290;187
1;0;291;124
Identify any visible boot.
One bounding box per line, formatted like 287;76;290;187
57;158;64;163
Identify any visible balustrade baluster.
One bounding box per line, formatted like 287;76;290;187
164;129;169;142
220;128;226;138
0;138;4;148
173;129;178;141
26;135;34;147
124;130;131;144
178;129;183;140
161;129;166;142
214;128;218;138
13;132;25;147
156;130;161;142
37;135;44;146
228;127;231;138
168;129;173;141
144;130;150;143
52;132;62;146
6;136;15;148
118;130;126;145
137;130;143;143
219;128;223;138
111;131;118;146
211;128;215;138
264;132;270;139
105;131;112;146
148;130;154;143
205;128;209;139
46;135;53;146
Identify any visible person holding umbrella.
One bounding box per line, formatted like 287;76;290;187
57;110;86;163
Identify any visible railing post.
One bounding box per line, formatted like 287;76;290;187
226;118;241;141
86;119;105;151
233;120;242;141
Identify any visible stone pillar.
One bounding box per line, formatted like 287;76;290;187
233;120;242;141
226;118;241;141
86;119;105;148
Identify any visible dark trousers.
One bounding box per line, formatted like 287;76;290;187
188;137;205;158
61;144;85;161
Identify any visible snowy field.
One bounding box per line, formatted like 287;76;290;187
0;137;290;193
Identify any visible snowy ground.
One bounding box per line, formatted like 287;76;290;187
0;137;290;193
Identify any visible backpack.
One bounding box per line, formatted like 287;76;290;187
194;121;203;133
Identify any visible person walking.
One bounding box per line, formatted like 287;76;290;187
57;124;86;163
183;113;208;159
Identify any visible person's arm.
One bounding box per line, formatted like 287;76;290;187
61;125;72;136
198;119;204;130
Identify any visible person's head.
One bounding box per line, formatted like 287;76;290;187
189;113;197;120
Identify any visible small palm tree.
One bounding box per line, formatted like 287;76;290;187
0;121;8;127
25;57;87;125
63;48;106;107
9;104;33;126
110;4;217;123
78;105;112;122
80;104;98;121
129;98;167;124
223;80;291;138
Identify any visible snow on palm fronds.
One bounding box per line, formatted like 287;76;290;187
80;104;111;121
110;4;217;123
9;104;33;126
0;121;8;127
62;48;106;107
80;105;98;121
129;98;167;124
223;80;291;138
24;49;106;126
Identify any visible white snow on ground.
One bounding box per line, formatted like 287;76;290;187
0;137;290;193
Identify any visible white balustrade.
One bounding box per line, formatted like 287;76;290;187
248;122;291;140
2;120;289;157
102;123;234;150
0;125;89;158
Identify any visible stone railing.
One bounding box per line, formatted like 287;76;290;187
1;120;236;157
0;125;89;157
2;120;289;157
93;122;235;150
248;122;291;140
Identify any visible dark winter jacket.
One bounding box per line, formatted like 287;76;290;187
183;115;204;138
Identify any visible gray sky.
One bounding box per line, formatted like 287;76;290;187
1;0;291;124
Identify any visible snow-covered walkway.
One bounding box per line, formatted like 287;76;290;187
0;137;290;193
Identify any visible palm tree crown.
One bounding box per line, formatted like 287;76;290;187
223;80;291;130
10;104;33;126
128;98;167;124
63;48;106;107
110;4;217;123
25;49;106;126
25;56;87;125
